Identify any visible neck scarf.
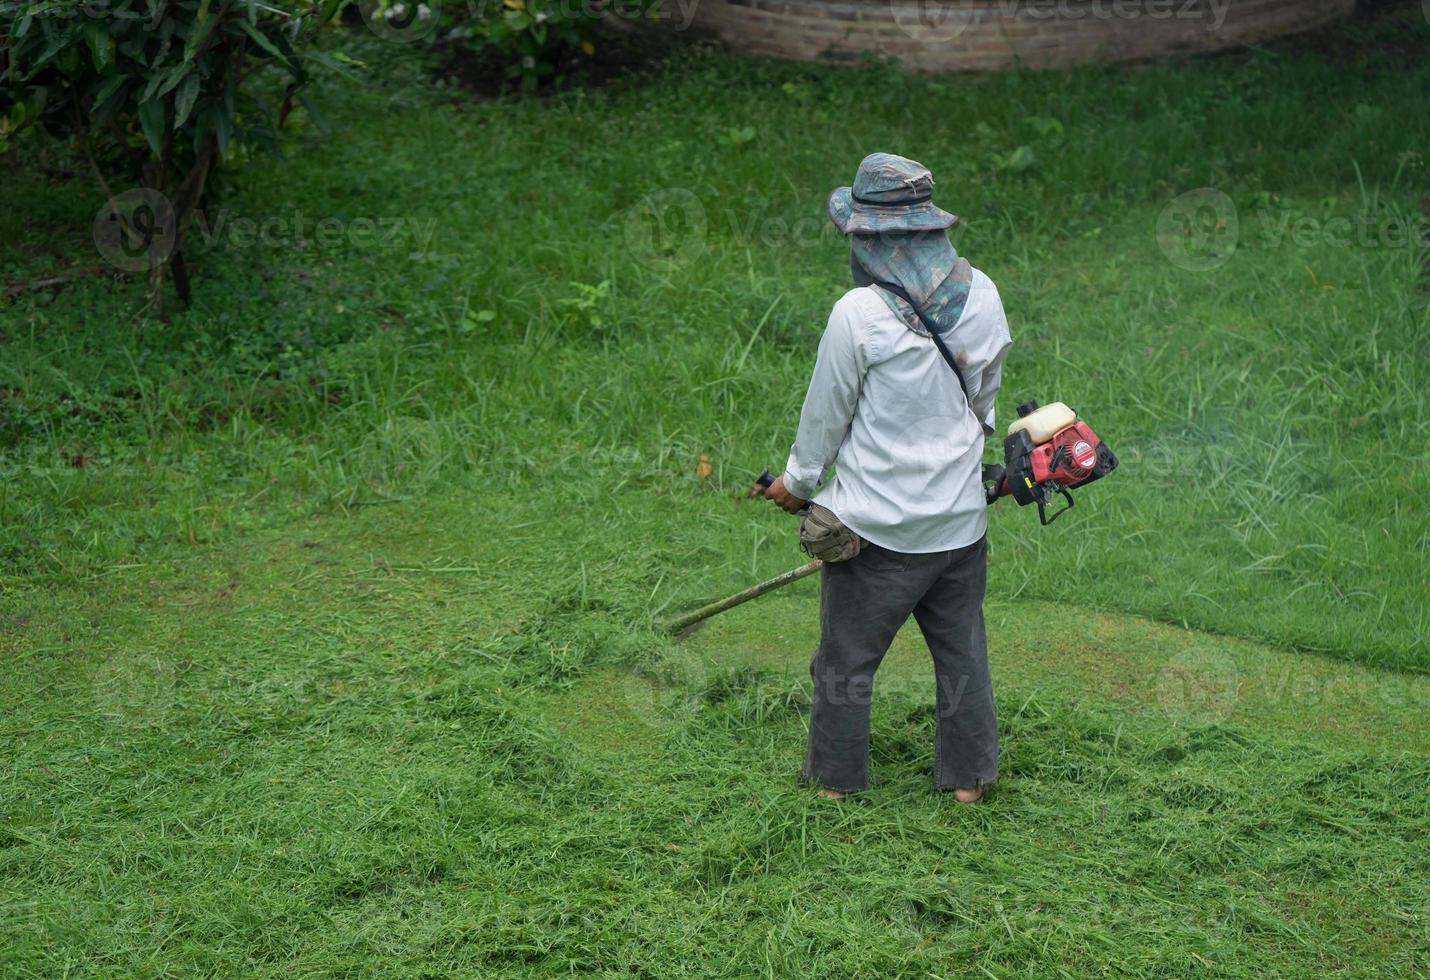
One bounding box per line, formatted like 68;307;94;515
849;230;972;338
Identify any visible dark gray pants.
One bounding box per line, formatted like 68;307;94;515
802;534;998;794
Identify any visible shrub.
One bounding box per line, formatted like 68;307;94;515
0;0;346;315
444;0;657;93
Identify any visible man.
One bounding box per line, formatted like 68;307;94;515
760;153;1011;803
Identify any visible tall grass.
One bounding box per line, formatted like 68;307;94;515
6;33;1426;660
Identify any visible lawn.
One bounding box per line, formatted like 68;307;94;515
2;8;1428;976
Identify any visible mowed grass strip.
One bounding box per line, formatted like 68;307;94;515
3;493;1428;975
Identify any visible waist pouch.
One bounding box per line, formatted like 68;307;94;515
799;504;862;563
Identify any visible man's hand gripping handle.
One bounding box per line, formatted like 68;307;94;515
748;469;809;515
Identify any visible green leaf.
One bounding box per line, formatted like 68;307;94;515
84;19;114;71
157;63;194;98
295;89;328;132
995;145;1038;174
305;50;364;82
192;103;212;154
93;74;129;113
211;105;232;159
140;67;167;104
223;65;237;117
35;23;78;69
57;45;80;77
137;97;166;156
184;0;214;64
173;71;201;129
236;19;294;70
1026;115;1064;139
266;24;308;83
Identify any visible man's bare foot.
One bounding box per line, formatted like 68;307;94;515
816;787;847;800
951;786;985;803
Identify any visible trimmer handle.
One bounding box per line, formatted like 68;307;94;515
745;468;778;500
982;463;1008;505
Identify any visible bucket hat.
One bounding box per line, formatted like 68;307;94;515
827;152;958;235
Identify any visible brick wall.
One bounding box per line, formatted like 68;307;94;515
673;0;1355;71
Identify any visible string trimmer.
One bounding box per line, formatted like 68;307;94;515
662;400;1117;635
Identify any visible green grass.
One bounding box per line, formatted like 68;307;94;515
2;9;1429;975
3;496;1428;975
2;21;1426;668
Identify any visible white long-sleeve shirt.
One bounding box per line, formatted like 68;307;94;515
781;272;1012;553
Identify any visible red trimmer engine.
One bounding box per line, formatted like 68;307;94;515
984;400;1118;525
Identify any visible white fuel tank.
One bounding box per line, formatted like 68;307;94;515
1006;401;1076;444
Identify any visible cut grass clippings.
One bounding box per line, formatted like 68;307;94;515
2;503;1427;974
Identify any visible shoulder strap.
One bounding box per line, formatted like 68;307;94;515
866;278;972;404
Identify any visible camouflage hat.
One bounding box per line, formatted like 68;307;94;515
827;152;958;235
